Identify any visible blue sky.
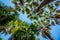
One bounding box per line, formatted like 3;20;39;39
0;0;60;40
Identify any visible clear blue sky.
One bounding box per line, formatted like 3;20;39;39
0;0;60;40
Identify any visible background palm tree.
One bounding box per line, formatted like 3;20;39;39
0;0;60;40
